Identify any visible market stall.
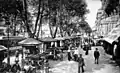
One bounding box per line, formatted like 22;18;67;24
39;37;62;60
18;38;43;71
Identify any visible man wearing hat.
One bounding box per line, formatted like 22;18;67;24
94;48;100;64
77;54;85;73
11;60;21;73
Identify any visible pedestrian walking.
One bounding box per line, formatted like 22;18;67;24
74;47;79;61
77;54;85;73
68;49;72;61
68;44;72;61
94;48;100;64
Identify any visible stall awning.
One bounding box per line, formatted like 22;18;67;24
55;37;66;41
9;46;22;51
103;26;120;44
0;45;7;51
0;36;26;40
64;36;76;40
39;37;57;42
18;38;42;46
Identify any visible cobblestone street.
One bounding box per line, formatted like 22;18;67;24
49;46;120;73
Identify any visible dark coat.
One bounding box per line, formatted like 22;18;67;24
11;63;21;72
77;57;85;67
94;50;100;58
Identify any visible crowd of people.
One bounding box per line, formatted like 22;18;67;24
67;43;100;73
0;38;100;73
0;49;50;73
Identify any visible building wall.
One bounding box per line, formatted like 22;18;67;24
95;0;120;37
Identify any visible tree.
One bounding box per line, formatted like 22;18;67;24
104;0;119;16
0;0;25;36
48;0;89;37
78;19;92;33
0;0;89;38
25;0;50;38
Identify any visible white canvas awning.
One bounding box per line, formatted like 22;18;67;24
103;26;120;44
19;38;42;46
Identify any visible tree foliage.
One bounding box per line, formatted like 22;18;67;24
65;0;88;17
104;0;119;16
0;0;89;38
47;0;89;37
0;0;25;36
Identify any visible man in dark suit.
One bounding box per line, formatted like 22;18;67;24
94;48;100;64
11;60;21;73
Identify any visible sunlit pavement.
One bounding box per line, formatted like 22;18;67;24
49;46;120;73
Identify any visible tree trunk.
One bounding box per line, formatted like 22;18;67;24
23;0;33;38
49;26;58;38
36;15;43;39
49;19;58;38
70;29;74;35
33;0;41;37
53;26;58;38
59;0;63;37
36;1;44;39
49;24;53;38
67;31;71;36
13;15;17;36
59;26;64;37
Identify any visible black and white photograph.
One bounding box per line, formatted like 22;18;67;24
0;0;120;73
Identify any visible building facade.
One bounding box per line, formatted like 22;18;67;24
95;0;120;37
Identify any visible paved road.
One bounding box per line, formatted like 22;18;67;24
49;46;120;73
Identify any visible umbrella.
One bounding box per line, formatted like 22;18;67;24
18;38;42;46
0;45;7;51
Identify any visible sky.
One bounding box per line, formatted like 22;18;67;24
86;0;102;28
